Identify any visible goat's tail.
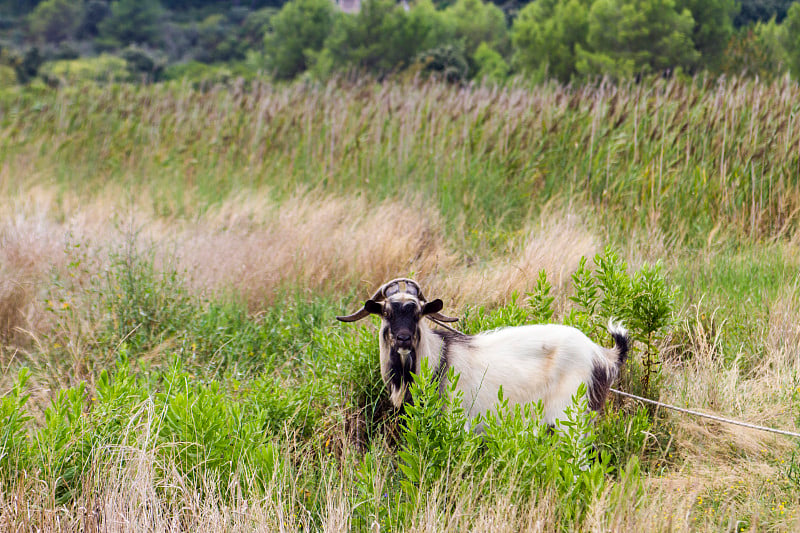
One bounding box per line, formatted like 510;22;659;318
607;319;630;368
587;320;629;412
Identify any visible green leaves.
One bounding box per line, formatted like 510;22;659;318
397;362;471;504
0;368;32;486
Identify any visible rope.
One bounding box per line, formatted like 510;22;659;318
425;318;800;439
610;388;800;439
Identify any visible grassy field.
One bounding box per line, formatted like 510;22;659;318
1;75;800;531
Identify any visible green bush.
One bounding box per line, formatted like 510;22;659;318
511;0;591;83
0;64;16;87
264;0;335;80
39;54;130;84
473;41;509;83
27;0;83;44
0;368;32;487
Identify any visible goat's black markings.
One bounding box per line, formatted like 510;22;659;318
588;364;611;412
432;329;470;395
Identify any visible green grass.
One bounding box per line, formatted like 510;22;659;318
2;76;799;252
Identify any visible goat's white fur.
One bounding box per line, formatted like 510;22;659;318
380;299;627;426
408;319;626;425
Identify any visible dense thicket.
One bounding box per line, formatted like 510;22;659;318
1;0;800;85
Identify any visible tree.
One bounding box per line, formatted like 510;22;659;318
195;14;246;63
782;2;800;79
444;0;509;60
511;0;591;83
474;41;509;83
97;0;164;48
325;0;448;77
734;0;795;27
27;0;82;43
78;0;111;39
264;0;335;79
719;19;787;78
675;0;738;70
575;0;698;78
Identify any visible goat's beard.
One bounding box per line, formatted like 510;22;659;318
386;348;416;408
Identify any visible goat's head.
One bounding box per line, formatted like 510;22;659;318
336;278;457;353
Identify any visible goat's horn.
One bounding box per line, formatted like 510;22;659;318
336;307;372;322
428;312;459;323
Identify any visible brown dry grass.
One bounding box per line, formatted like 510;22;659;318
1;183;599;351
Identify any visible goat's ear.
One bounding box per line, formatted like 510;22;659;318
364;299;383;315
421;299;444;315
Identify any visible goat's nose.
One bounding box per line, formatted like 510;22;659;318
396;332;412;343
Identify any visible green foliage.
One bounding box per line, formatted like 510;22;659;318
443;0;508;68
415;43;468;83
564;248;676;396
526;269;555;323
720;20;789;78
781;2;800;80
193;13;248;63
473;41;509;83
121;45;165;81
397;363;472;507
26;0;82;44
576;0;699;78
97;0;164;49
594;405;652;470
7;46;43;84
675;0;738;70
77;0;111;39
0;368;32;485
0;63;16;86
511;0;591;82
479;385;611;524
101;243;194;352
39;54;129;84
35;382;92;503
462;291;530;333
325;0;439;76
734;0;795;27
264;0;334;80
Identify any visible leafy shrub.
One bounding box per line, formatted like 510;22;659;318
0;64;16;87
26;0;83;44
473;41;509;83
415;43;469;83
35;382;92;504
562;247;677;397
96;0;164;49
0;368;32;486
264;0;335;80
100;244;193;353
480;385;610;524
121;45;165;82
39;54;129;84
397;362;472;506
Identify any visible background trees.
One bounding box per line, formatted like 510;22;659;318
3;0;800;85
264;0;335;79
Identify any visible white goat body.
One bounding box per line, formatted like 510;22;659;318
338;278;629;427
401;320;627;425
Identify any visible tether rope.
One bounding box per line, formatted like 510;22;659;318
610;388;800;439
427;317;800;439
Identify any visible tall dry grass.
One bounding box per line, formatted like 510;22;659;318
1;183;600;357
2;76;799;242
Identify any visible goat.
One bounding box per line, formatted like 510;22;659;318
337;278;629;428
